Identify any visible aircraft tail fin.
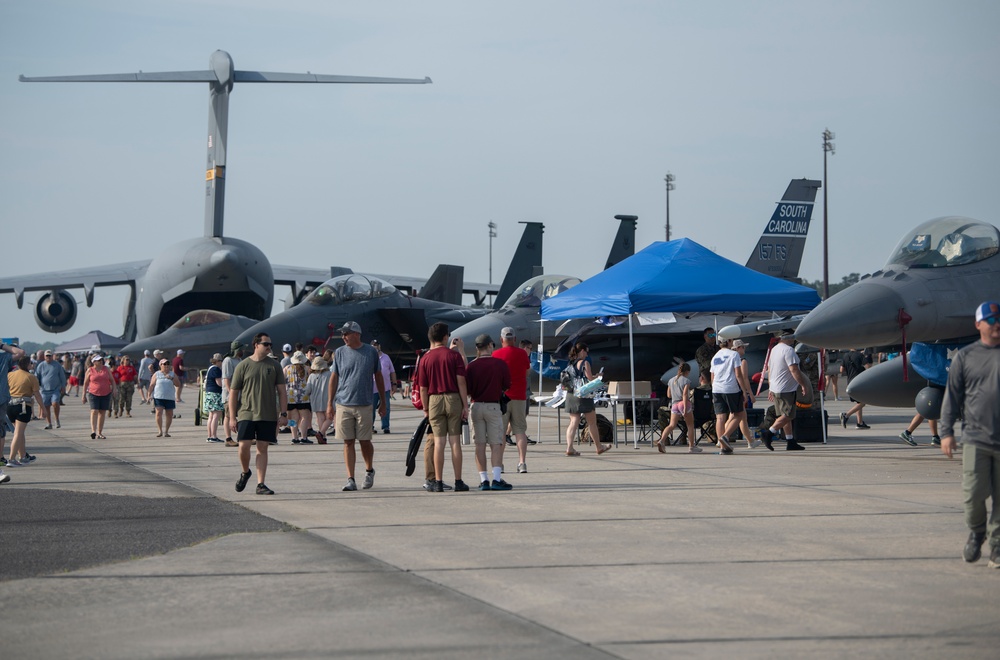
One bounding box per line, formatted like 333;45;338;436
419;265;464;305
605;215;637;270
493;222;544;310
745;179;821;281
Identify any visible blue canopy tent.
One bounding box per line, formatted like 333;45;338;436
540;238;822;446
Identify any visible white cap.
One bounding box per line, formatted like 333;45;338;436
177;349;185;355
282;343;293;352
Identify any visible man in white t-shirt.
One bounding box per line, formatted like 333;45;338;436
760;329;811;451
710;338;753;454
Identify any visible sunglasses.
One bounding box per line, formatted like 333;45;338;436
983;317;999;326
259;341;272;347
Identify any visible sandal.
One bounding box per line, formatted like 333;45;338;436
97;434;106;439
597;444;611;455
565;449;581;456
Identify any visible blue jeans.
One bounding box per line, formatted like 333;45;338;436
372;392;391;431
963;442;1000;547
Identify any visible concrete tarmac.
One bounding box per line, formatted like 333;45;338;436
1;395;997;659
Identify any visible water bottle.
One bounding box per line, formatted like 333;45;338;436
287;419;297;428
461;420;471;445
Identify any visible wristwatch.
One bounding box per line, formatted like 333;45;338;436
280;412;288;417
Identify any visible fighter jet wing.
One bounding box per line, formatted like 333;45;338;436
0;260;149;307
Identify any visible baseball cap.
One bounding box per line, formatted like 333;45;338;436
176;349;185;355
731;339;747;349
153;349;164;356
500;326;516;339
44;349;53;356
339;321;362;335
282;343;293;352
211;353;223;363
159;358;169;366
975;301;999;322
144;349;152;356
230;340;245;353
91;354;104;362
779;328;796;338
475;333;493;348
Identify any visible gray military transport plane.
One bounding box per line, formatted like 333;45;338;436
2;51;497;342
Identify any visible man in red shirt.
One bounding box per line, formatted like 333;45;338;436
493;327;532;473
416;322;470;492
171;349;187;403
466;333;513;491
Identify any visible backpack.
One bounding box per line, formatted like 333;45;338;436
560;360;588;393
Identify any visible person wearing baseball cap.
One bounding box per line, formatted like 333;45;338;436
759;329;810;451
171;349;187;404
465;333;514;490
327;321;385;491
939;301;1000;568
221;340;248;446
493;326;532;473
35;348;67;430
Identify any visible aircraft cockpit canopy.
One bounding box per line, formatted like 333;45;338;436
307;274;397;306
503;275;581;309
886;217;1000;269
170;310;232;328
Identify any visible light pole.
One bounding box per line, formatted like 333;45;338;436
488;221;498;284
822;129;835;299
664;172;675;241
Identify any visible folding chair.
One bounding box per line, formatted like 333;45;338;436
675;389;716;445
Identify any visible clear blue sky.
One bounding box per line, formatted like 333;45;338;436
1;1;997;343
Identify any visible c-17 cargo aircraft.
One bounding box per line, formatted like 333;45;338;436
1;51;498;341
452;178;822;383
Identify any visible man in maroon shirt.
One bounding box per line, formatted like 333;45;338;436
171;349;187;403
416;323;470;493
493;327;532;474
466;333;513;491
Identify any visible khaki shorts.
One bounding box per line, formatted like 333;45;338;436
336;404;374;441
427;392;463;437
470;402;503;445
502;398;528;436
773;391;798;419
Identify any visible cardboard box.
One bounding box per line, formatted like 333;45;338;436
607;381;652;397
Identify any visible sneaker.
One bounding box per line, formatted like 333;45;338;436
748;439;762;449
517;462;527;474
490;479;513;491
505;435;516;446
423;479;435;491
382;429;391;434
206;437;223;443
298;437;314;445
688;446;703;453
479;480;492;491
931;435;942;446
786;441;806;451
5;459;24;468
720;447;734;455
291;438;301;444
760;429;774;451
56;422;61;428
235;470;252;492
964;531;986;563
225;438;239;447
989;546;1000;569
23;453;36;463
362;469;375;490
0;457;6;466
856;422;871;429
0;470;8;484
255;483;274;495
343;478;358;492
454;479;470;492
44;424;52;430
718;435;733;452
899;430;917;446
433;480;445;493
840;412;848;429
526;437;537;445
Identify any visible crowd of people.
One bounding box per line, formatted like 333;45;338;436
1;300;997;571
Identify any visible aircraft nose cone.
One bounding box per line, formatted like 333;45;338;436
795;282;907;349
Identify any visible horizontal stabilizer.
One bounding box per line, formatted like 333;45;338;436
20;71;216;83
234;71;431;84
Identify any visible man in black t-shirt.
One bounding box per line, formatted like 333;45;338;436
839;349;869;429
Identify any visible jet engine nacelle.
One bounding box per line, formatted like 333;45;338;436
35;289;77;333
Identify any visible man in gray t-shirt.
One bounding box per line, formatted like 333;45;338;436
326;322;385;492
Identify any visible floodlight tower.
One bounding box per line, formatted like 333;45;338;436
488;221;498;284
822;129;835;299
664;172;676;241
